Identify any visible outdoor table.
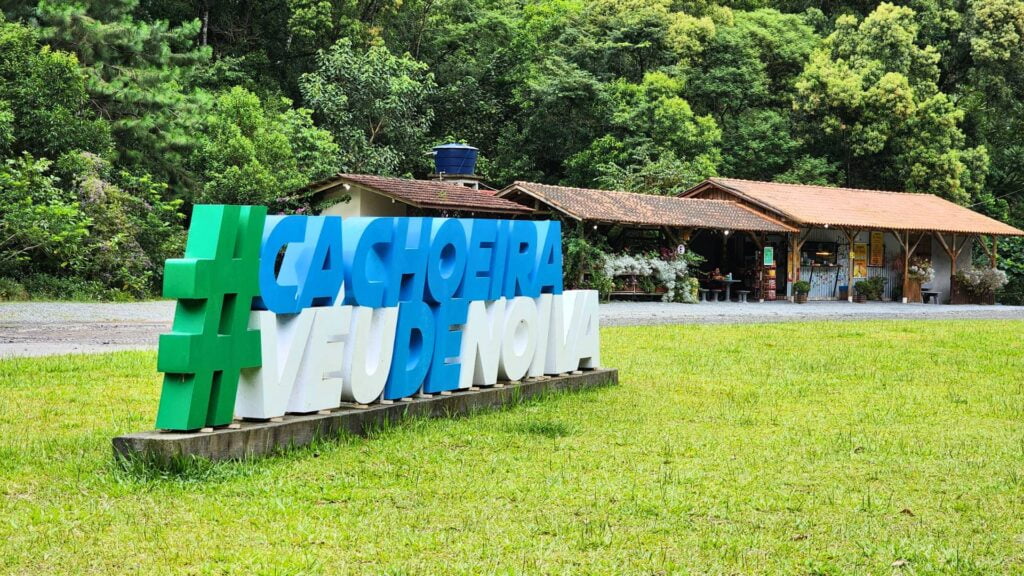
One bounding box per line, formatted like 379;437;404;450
716;279;741;302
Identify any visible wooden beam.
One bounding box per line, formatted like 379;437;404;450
841;228;860;302
889;230;908;252
934;232;956;288
954;234;969;259
909;232;925;254
934;232;960;301
662;226;681;247
788;230;813;299
788;233;797;300
796;228;812;251
746;230;764;249
895;231;927;302
976;235;1000;268
901;230;911;302
933;231;952;259
934;232;971;278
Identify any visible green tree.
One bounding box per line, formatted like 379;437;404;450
687;9;818;180
0;15;110;160
35;0;211;190
794;2;987;203
300;38;435;175
192;86;339;205
564;72;721;192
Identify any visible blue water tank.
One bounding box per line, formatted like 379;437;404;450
432;143;478;175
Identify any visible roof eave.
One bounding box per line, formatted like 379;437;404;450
498;183;584;221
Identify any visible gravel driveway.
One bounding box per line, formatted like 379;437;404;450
2;299;1022;358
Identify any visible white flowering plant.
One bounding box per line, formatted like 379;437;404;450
907;257;935;283
603;251;698;303
955;268;1008;298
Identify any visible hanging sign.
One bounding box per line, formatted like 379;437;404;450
853;242;868;278
870;231;884;267
763;246;774;266
154;206;600;431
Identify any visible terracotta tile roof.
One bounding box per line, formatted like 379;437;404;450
308;173;534;215
499;182;797;233
687;178;1024;236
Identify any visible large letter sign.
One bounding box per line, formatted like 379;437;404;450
156;208;600;431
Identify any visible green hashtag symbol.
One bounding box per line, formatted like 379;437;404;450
155;205;267;431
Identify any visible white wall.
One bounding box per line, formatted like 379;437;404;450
321;186;408;218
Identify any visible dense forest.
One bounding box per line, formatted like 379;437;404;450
1;0;1023;301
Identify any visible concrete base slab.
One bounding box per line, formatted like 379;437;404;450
113;368;618;464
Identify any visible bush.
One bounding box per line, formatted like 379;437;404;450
21;273;114;301
0;277;28;300
793;280;811;294
855;276;886;300
1000;275;1024;305
0;154;90;277
604;251;695;303
956;268;1008;300
676;277;700;303
61;152;184;298
563;226;613;298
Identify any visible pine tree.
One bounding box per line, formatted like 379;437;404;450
35;0;212;192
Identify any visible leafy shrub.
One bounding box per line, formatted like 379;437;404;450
956;268;1008;299
604;251;696;303
562;226;613;298
1000;275;1024;305
793;280;811;294
0;154;90;277
854;276;885;300
677;277;700;303
0;277;28;300
60;152;184;298
21;273;113;301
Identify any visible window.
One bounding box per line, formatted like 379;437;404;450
801;241;838;266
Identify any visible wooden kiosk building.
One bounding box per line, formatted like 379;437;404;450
682;178;1024;302
304;172;1023;304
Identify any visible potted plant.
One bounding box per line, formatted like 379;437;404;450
906;257;934;302
853;280;869;303
954;268;1007;304
864;276;886;301
793;280;811;303
638;275;657;294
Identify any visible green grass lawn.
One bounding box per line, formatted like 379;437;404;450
2;320;1024;574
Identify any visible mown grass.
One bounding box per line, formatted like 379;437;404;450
1;320;1023;574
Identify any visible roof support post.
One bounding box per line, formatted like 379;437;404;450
841;228;860;302
890;231;910;303
891;230;925;303
934;232;971;301
788;229;812;300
